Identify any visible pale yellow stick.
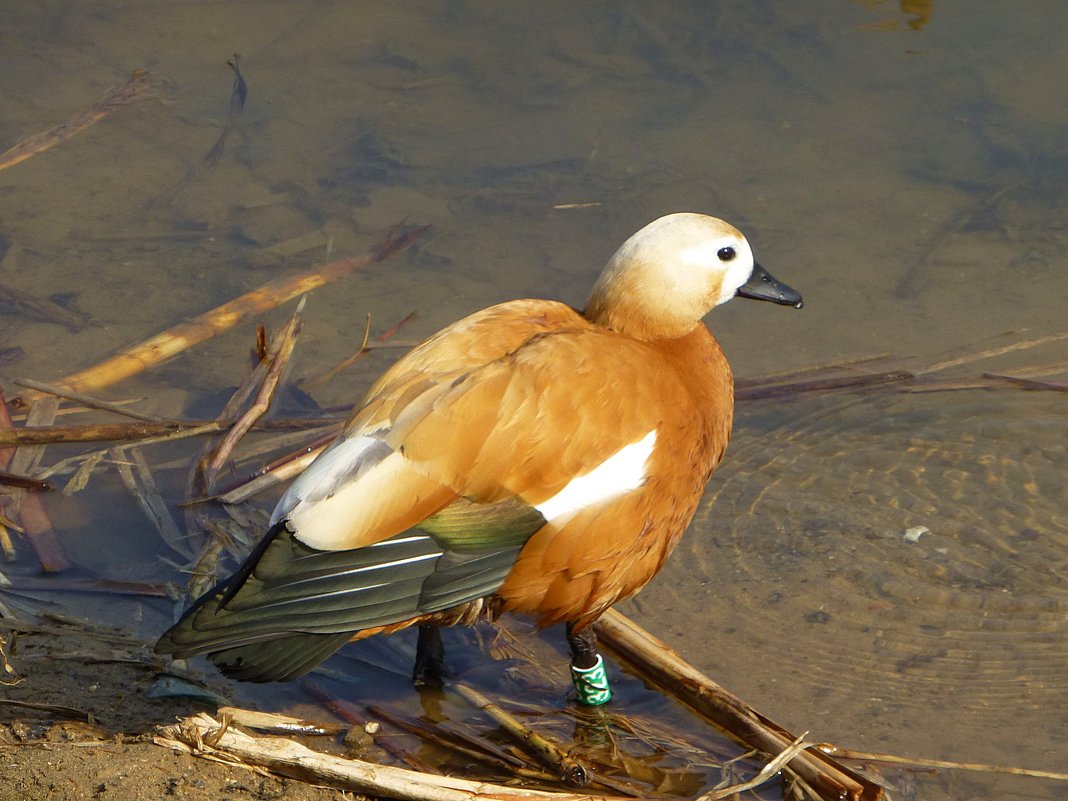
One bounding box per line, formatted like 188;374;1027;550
30;225;425;399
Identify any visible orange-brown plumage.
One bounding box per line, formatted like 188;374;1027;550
156;213;802;688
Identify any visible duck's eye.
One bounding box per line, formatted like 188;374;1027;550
717;247;736;262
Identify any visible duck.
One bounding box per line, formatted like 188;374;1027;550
155;212;803;705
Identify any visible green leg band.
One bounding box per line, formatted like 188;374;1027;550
571;653;612;705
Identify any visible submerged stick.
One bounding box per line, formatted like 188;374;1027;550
0;390;14;469
365;700;536;777
111;445;190;558
914;328;1068;375
735;371;912;401
593;609;883;801
316;310;417;386
0;421;218;447
204;54;249;166
452;683;589;786
215;443;325;505
0;471;51;492
28;224;427;400
700;734;811;801
0;280;89;332
0;70;156;172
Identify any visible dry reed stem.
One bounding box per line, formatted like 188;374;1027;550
26;224;426;401
200;297;305;491
593;609;883;801
13;378;161;422
0;71;156;172
216;706;342;737
156;712;601;801
215;445;323;505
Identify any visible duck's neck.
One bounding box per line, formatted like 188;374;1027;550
584;276;701;342
651;324;735;469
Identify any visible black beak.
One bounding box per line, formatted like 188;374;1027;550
736;263;803;309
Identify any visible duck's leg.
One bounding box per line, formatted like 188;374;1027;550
413;624;446;685
565;622;612;705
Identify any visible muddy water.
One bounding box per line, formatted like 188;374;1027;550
1;2;1066;798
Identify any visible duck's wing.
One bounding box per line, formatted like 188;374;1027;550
154;503;540;680
157;303;693;679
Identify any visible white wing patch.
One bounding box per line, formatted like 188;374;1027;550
535;430;657;522
271;435;388;525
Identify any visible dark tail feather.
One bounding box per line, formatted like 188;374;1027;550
210;631;355;682
155;512;531;683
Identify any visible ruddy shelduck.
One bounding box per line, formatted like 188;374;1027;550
156;213;803;704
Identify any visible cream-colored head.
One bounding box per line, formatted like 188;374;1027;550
585;213;769;341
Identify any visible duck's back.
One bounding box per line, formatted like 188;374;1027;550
346;299;736;625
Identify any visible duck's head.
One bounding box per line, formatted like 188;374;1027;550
584;213;803;341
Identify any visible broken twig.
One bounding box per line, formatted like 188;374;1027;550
199;296;305;492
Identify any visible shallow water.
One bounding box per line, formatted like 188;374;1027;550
1;2;1067;798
